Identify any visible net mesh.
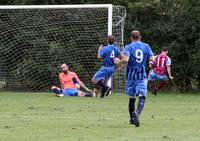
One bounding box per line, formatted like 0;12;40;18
0;6;126;92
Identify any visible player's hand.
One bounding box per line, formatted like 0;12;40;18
114;57;120;65
117;63;124;70
75;83;80;89
149;64;153;69
169;76;174;80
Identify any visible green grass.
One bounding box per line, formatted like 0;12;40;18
0;92;200;141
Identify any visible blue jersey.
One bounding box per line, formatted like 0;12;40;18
125;41;154;80
98;44;121;67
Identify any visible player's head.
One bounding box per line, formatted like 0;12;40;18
131;30;141;41
107;35;116;45
161;47;168;54
61;63;69;74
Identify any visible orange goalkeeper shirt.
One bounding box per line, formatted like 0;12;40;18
59;71;81;89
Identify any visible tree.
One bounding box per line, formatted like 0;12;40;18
1;0;200;92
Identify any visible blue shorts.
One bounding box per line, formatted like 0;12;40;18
93;66;115;81
148;70;168;81
62;88;80;96
125;80;147;97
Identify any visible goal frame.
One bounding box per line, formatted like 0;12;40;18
0;4;116;88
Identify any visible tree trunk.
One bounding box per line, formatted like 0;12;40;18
185;78;193;91
197;74;200;89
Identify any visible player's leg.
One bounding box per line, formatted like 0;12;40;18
92;87;98;97
125;81;137;125
51;86;64;97
92;79;108;98
103;77;112;97
134;80;148;127
77;91;86;97
60;88;78;97
136;96;146;116
65;89;93;97
155;75;168;92
135;95;146;127
78;91;96;97
156;81;166;91
148;70;157;96
92;67;110;98
148;81;156;95
100;67;114;97
98;80;107;97
128;96;136;125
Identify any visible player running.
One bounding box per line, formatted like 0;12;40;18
114;30;155;127
148;47;173;95
92;35;122;98
51;64;95;97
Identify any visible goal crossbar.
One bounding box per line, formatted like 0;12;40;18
0;4;113;35
0;4;113;9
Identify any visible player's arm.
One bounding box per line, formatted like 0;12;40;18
114;46;130;65
73;73;91;91
59;74;64;89
147;45;155;62
149;56;155;69
149;52;155;62
149;60;154;69
167;66;173;79
149;56;155;62
114;52;125;69
149;55;157;69
97;45;104;60
166;57;173;79
114;53;129;65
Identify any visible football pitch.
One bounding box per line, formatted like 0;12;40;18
0;92;199;141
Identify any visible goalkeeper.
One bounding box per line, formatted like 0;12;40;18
51;64;96;97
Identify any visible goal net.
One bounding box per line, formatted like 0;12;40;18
0;5;126;92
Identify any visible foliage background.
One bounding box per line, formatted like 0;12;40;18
0;0;200;92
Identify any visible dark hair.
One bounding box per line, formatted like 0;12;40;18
162;47;168;52
107;35;116;44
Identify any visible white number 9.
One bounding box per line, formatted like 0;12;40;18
135;49;143;63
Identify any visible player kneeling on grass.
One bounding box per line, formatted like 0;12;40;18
51;64;95;97
92;35;123;98
148;47;173;96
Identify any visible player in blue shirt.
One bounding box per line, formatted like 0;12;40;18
92;35;122;98
115;31;155;127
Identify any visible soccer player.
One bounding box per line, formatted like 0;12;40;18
148;47;173;95
51;64;95;97
114;30;155;127
92;35;122;98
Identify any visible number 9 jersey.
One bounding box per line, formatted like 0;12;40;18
125;41;154;80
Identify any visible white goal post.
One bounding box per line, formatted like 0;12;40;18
0;4;126;92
